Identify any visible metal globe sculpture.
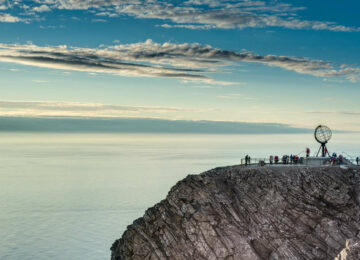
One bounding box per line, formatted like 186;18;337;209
314;125;332;144
314;125;332;157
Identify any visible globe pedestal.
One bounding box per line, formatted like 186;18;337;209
317;142;328;157
314;125;332;157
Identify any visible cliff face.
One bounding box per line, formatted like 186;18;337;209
111;166;360;260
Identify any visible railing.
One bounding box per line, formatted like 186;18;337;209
240;156;358;166
343;158;358;165
240;157;303;165
240;158;266;165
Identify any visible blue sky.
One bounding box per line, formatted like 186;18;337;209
0;0;359;131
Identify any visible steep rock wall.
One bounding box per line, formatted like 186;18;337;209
111;166;360;260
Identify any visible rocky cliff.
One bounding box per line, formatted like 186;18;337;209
111;166;360;260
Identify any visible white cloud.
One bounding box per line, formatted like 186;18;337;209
0;40;359;83
92;18;107;22
33;4;51;12
8;0;360;32
218;93;244;99
305;110;360;116
0;100;205;118
0;0;8;10
0;41;235;85
0;13;23;22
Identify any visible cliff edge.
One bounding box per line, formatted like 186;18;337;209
111;166;360;259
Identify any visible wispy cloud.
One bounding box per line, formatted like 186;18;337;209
305;110;360;116
33;79;48;83
91;18;107;23
0;41;232;85
4;0;360;32
218;93;244;99
0;40;359;83
0;100;208;118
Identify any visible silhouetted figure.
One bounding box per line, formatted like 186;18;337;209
274;155;279;164
306;148;310;158
357;157;359;165
269;155;273;164
339;154;343;165
248;155;251;165
294;155;299;164
245;155;248;166
290;154;293;164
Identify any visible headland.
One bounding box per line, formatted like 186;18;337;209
111;165;360;260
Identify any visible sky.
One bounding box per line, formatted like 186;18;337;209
0;0;359;132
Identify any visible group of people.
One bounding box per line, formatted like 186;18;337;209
243;151;360;166
330;153;343;166
269;155;299;164
244;155;251;166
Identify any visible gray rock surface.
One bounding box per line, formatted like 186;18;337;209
111;166;360;259
335;239;360;260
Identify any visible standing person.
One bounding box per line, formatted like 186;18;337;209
339;154;343;165
294;155;298;164
357;157;359;165
331;156;336;166
275;155;279;164
290;154;293;164
306;148;310;158
245;155;248;166
248;155;251;165
269;155;273;164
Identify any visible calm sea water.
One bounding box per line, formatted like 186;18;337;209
0;133;359;259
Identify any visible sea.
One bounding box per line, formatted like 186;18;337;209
0;132;359;259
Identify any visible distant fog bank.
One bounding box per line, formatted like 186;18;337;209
0;117;312;134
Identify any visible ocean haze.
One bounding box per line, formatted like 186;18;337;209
0;116;312;134
0;132;359;260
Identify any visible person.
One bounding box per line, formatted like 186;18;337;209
331;156;336;166
306;148;310;158
357;157;359;165
339;154;343;165
248;155;251;165
269;155;273;164
294;155;299;164
282;155;286;164
290;154;293;164
245;155;248;166
324;147;328;156
274;155;279;164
